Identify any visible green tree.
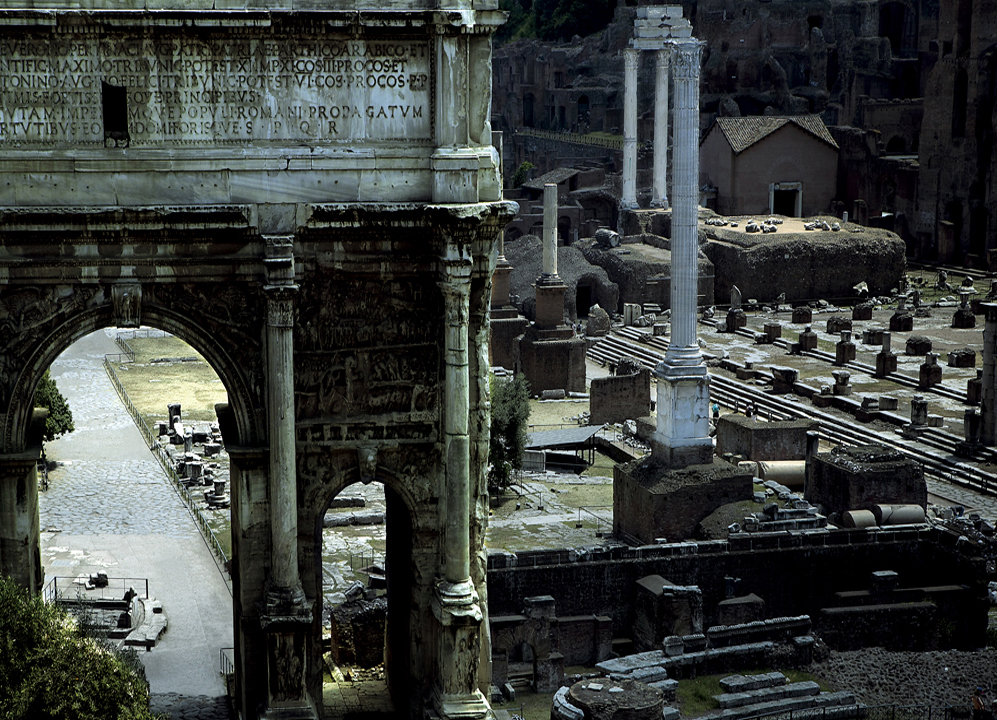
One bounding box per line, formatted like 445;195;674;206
533;0;616;41
496;0;535;44
511;161;534;189
0;577;162;720
33;370;74;441
488;373;531;491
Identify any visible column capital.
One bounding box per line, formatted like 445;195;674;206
656;46;672;69
623;46;640;69
670;39;704;80
265;286;297;329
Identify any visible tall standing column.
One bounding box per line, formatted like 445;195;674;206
440;247;472;591
535;183;568;328
434;242;489;720
622;47;639;210
263;236;302;598
981;303;997;445
260;235;315;720
652;39;712;469
543;183;558;276
652;47;670;208
665;39;704;363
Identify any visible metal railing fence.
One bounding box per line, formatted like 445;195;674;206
102;355;231;594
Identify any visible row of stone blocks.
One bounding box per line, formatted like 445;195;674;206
717;679;820;708
718;689;860;720
597;640;775;676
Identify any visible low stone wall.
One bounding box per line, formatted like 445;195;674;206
702;224;906;303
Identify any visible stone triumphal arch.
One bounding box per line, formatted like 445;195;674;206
0;2;514;719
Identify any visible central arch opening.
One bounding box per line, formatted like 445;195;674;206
36;325;238;707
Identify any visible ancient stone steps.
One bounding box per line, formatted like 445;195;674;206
716;680;820;709
717;690;860;720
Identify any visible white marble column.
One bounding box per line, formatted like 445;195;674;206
440;248;472;591
543;183;558;276
652;48;670;208
665;40;703;363
263;236;303;598
652;40;712;469
622;47;639;210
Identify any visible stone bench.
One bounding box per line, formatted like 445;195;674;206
716;681;820;709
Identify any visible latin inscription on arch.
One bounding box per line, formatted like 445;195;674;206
0;34;431;145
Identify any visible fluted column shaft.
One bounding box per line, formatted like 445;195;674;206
622;48;639;209
664;40;704;363
652;48;670;208
441;248;472;588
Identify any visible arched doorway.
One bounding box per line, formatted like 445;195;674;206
317;479;414;718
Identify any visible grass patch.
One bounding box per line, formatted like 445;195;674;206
112;333;228;429
676;670;833;716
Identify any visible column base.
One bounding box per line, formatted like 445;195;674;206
432;579;482;624
650;198;670;209
652;360;713;470
431;689;491;720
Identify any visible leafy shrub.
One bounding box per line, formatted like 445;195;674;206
488;374;531;491
33;370;75;441
0;577;162;720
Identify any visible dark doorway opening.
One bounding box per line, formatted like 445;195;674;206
773;189;798;217
576;285;593;317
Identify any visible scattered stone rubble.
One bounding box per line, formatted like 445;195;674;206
155;402;229;509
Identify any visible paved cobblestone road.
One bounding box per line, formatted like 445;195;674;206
42;329;232;720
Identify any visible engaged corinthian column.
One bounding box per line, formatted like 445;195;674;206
622;47;639;210
652;47;670;208
652;40;712;469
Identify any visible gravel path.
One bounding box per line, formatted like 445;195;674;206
811;648;997;708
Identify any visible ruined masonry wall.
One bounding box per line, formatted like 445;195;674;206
486;527;986;650
589;369;650;426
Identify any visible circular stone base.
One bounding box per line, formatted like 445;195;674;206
567;678;663;720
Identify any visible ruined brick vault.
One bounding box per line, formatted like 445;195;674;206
0;3;516;719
